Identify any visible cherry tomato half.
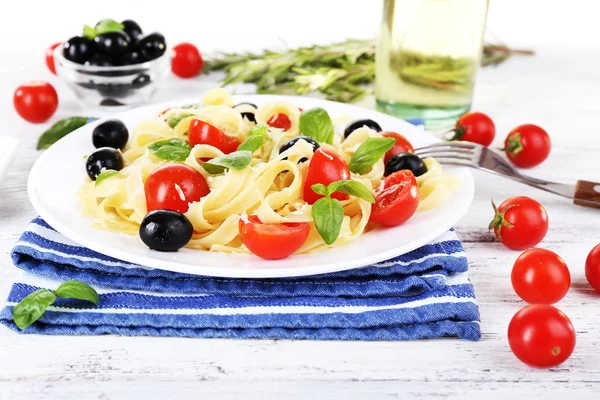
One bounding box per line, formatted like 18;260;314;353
451;112;495;146
381;131;414;164
45;42;62;75
171;42;204;78
144;164;210;214
502;124;551;168
267;113;291;131
188;119;241;154
239;215;310;260
490;196;548;250
370;170;419;227
13;81;58;123
511;248;570;304
585;243;600;293
508;304;575;368
304;148;350;205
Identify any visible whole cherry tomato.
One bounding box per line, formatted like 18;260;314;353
508;304;575;368
502;124;551;168
451;112;496;146
303;148;350;205
381;131;414;164
239;215;310;260
13;81;58;123
267;113;291;131
370;170;419;227
188;119;240;154
511;248;570;304
171;42;204;78
144;164;210;214
489;196;548;250
585;243;600;293
45;42;62;75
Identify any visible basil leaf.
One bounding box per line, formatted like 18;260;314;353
348;138;396;175
326;180;375;203
95;169;120;186
95;19;125;35
311;184;327;196
203;150;253;174
54;280;99;305
148;138;192;161
312;197;344;245
83;24;96;40
37;117;96;150
299;108;335;144
167;113;194;128
237;125;268;152
11;289;56;330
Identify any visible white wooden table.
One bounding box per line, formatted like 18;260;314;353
2;36;600;400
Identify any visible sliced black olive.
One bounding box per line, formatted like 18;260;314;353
122;20;143;42
384;153;428;177
233;103;257;123
85;53;113;67
94;31;130;57
343;119;383;138
92;119;129;149
63;36;94;64
139;33;166;60
139;210;193;252
118;51;144;65
86;147;124;180
279;136;320;163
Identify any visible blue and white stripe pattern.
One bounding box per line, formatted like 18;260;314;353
0;217;480;341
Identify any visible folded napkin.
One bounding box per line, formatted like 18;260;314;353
0;217;480;341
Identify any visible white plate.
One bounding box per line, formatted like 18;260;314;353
28;95;473;278
0;137;18;182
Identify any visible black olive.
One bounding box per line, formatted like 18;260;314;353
92;120;129;149
122;20;143;42
139;210;193;252
85;53;113;67
94;31;130;57
63;36;94;64
100;98;125;107
343;119;383;138
86;147;124;180
233;103;257;123
131;74;151;89
139;33;167;60
279;136;320;163
384;153;428;177
118;51;144;65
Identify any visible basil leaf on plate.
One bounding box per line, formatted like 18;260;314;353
54;280;99;305
148;138;192;161
37;117;97;150
95;170;120;187
95;19;125;35
311;183;327;196
166;113;194;128
203;150;253;174
326;180;375;203
299;108;335;144
311;197;345;245
11;289;56;330
237;125;268;152
348;137;395;175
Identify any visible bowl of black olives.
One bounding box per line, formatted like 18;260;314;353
54;19;169;108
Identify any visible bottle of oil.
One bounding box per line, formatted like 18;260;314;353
376;0;489;128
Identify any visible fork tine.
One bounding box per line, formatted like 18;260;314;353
417;152;474;161
415;141;478;151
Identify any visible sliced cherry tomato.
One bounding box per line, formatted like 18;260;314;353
267;113;291;131
239;215;310;260
451;112;495;146
144;164;210;214
45;42;61;75
502;124;551;168
13;81;58;123
370;170;419;227
511;248;570;304
585;243;600;293
188;119;240;154
489;196;548;250
381;131;415;163
508;304;575;368
171;42;204;78
304;148;350;205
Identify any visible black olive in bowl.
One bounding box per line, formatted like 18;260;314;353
94;31;131;57
139;33;167;60
63;36;95;64
122;20;143;42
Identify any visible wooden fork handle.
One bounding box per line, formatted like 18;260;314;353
574;180;600;208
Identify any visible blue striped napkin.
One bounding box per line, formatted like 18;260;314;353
0;217;480;341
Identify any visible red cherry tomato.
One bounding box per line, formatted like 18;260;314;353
239;215;310;260
188;119;241;154
489;196;548;250
171;42;204;78
370;170;419;227
381;131;414;164
267;113;291;131
144;164;210;214
508;304;575;368
451;112;495;146
45;42;61;75
502;124;551;168
585;243;600;293
511;248;570;304
303;148;350;205
13;81;58;123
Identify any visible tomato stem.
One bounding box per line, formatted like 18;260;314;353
449;125;465;141
499;132;523;157
488;199;517;242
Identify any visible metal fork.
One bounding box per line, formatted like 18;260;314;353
415;141;600;208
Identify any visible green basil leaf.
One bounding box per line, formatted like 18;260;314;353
37;117;96;150
11;289;56;330
348;138;396;175
203;150;253;174
311;184;327;196
237;125;268;152
326;180;375;203
83;24;97;40
311;197;345;245
167;113;194;128
95;169;120;186
299;108;335;144
54;280;99;305
95;19;125;35
148;138;192;161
